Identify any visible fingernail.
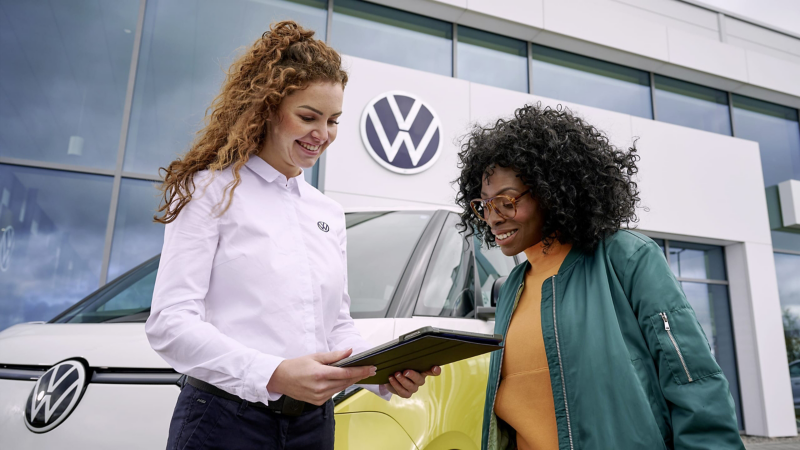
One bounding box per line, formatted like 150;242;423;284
404;371;410;377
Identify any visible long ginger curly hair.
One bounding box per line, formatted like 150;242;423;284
154;21;348;224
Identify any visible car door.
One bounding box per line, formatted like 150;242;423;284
394;213;518;338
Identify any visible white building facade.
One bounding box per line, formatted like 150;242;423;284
1;0;799;437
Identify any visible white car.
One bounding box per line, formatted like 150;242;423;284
0;208;518;449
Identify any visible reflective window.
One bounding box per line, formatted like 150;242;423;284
0;0;139;169
346;211;431;318
660;238;741;429
416;214;474;317
332;0;452;76
681;281;742;428
55;259;159;324
108;178;165;281
474;236;517;307
776;252;800;363
668;241;726;280
457;26;527;92
0;164;113;331
123;0;328;176
654;75;731;135
732;95;800;188
531;45;652;118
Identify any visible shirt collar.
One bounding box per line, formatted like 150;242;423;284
245;156;307;197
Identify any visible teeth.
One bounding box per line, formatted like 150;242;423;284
298;141;320;152
496;230;517;240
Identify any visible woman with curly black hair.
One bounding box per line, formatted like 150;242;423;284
457;104;744;450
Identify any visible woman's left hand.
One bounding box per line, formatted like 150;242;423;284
383;366;441;398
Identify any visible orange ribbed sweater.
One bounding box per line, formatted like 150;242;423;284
494;240;571;450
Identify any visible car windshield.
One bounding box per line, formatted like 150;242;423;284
52;211;432;323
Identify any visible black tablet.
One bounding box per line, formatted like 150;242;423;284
330;326;503;384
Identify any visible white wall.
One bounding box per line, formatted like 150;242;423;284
324;55;797;436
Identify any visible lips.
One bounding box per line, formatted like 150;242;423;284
494;229;517;243
297;141;321;152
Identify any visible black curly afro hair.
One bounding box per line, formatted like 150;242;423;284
455;103;641;254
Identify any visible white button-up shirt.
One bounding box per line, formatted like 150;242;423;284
145;157;387;404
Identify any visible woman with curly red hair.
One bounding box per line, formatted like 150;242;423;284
145;21;437;449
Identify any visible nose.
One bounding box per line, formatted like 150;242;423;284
487;206;505;229
311;123;328;143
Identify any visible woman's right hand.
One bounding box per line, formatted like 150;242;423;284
266;349;376;405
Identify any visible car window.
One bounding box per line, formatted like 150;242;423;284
415;214;475;317
53;258;159;323
52;211;433;322
474;236;518;307
790;363;800;378
346;211;432;318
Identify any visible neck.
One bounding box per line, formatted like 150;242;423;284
257;144;302;179
523;238;571;270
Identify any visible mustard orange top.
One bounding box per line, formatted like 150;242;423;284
494;240;571;450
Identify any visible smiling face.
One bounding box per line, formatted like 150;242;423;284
481;166;544;256
258;81;344;178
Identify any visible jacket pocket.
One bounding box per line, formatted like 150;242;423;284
648;307;721;385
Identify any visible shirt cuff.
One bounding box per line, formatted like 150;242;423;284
358;383;392;401
244;353;285;403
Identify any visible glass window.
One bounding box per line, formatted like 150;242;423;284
0;164;113;331
668;240;726;280
681;281;742;429
55;258;159;324
654;75;731;135
457;26;527;92
107;178;165;281
474;236;517;307
732;95;800;188
0;0;139;169
530;45;652;118
123;0;328;176
776;252;800;363
346;211;432;318
415;214;474;317
331;0;452;76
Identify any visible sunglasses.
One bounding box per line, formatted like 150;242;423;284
470;189;531;222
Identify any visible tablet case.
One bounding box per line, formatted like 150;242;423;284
331;327;503;385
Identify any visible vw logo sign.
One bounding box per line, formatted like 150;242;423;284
24;360;88;433
360;91;443;175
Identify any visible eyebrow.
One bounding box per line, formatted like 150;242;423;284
298;105;342;117
480;187;518;198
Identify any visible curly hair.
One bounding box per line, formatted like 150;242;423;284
154;21;348;224
455;103;641;253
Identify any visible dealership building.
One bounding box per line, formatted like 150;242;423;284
1;0;799;437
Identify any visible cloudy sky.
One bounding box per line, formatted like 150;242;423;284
696;0;800;36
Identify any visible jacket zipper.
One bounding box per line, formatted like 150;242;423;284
660;312;693;382
552;275;574;450
489;283;524;443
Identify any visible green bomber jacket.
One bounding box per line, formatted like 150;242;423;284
481;230;744;450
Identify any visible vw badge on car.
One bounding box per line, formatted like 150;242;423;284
24;360;88;433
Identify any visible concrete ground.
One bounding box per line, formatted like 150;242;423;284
742;435;800;449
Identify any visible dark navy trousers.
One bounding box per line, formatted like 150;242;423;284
166;384;335;450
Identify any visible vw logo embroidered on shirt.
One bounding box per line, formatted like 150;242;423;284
317;221;329;232
360;91;443;175
24;360;88;433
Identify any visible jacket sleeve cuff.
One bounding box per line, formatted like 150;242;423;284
244;353;285;403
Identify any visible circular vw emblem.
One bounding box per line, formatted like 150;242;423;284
24;360;88;433
360;91;443;175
